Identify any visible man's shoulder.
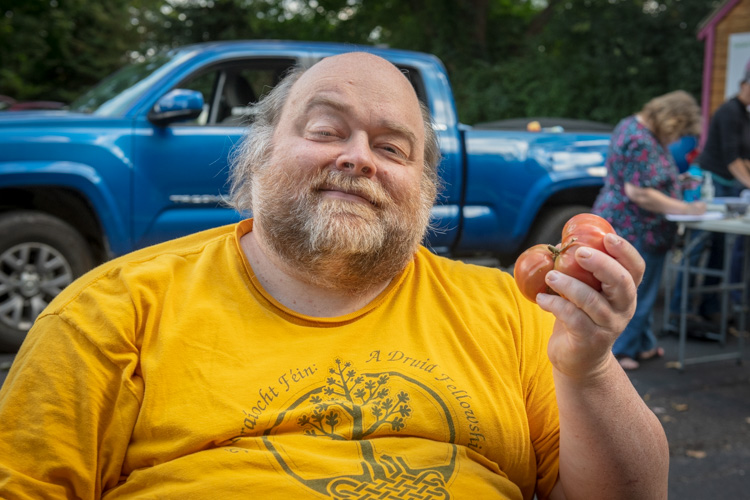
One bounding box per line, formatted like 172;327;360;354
413;247;514;290
714;97;744;119
46;223;241;312
104;222;238;270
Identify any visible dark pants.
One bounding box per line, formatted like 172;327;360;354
614;242;664;359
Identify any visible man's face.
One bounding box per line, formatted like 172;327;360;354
250;53;434;291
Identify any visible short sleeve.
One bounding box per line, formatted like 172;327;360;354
0;314;142;498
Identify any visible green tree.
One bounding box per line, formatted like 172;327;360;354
0;0;720;126
0;0;160;102
453;0;718;125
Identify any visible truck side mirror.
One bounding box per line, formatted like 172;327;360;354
148;89;204;127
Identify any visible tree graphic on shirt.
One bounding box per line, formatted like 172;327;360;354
296;358;412;439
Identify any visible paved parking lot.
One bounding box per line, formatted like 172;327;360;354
626;327;749;498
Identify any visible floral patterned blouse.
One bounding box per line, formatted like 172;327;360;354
593;115;682;253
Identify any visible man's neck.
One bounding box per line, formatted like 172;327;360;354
239;230;393;318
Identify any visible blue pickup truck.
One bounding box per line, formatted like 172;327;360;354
0;40;611;350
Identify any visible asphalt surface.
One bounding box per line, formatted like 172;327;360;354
1;303;748;498
626;325;749;498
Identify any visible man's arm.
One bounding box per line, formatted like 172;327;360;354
0;315;140;497
537;234;669;500
728;158;750;189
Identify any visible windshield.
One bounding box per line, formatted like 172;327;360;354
69;51;194;116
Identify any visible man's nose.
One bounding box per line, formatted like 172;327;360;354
335;133;376;178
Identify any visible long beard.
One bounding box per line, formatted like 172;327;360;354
252;167;432;292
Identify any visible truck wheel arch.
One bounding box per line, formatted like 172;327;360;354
0;210;97;352
0;186;108;264
522;204;593;250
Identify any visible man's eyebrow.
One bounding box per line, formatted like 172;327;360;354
304;96;418;147
380;121;418;151
304;96;349;115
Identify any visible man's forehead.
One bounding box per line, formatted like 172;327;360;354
291;53;419;104
307;52;408;81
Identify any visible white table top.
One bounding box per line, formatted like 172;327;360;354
676;215;750;235
665;199;750;235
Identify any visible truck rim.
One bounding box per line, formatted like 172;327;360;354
0;242;73;331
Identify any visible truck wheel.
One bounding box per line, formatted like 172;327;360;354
523;204;593;252
0;211;95;352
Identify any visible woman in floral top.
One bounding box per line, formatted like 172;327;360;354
593;90;705;370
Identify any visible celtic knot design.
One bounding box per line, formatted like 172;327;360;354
328;454;449;499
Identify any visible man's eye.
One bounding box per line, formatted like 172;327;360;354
308;129;338;139
380;144;407;158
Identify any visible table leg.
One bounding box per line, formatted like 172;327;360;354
678;229;691;371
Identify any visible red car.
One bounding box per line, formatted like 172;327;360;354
0;95;65;111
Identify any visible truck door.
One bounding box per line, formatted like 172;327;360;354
131;57;297;249
395;62;464;256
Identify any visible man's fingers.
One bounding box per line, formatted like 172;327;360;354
545;242;638;327
537;290;595;332
602;233;645;287
543;269;610;327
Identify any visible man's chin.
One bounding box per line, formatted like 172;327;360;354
316;199;378;220
308;223;385;256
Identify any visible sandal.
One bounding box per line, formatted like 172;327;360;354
617;356;640;371
638;347;665;361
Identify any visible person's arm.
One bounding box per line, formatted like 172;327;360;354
728;158;750;189
624;181;706;215
0;315;140;498
537;234;668;500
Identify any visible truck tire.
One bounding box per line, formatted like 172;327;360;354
523;204;593;253
0;211;95;352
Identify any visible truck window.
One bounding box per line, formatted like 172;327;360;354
396;65;428;107
174;58;297;127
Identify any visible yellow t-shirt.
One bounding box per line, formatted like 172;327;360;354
0;220;559;500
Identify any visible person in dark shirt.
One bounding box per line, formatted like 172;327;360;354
669;63;750;325
700;65;750;191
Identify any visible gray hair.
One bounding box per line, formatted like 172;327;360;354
228;63;442;214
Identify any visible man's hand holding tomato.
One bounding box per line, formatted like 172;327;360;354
536;232;644;379
514;213;645;378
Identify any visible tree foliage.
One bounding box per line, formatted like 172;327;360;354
0;0;160;102
0;0;720;124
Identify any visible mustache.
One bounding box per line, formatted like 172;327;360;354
310;170;392;208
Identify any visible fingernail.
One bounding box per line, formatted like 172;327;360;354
577;247;592;258
605;233;620;244
546;271;560;282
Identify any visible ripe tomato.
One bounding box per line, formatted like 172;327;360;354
561;213;615;252
513;213;616;302
513;244;557;303
554;241;602;291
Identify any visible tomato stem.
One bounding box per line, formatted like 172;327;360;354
558;236;578;253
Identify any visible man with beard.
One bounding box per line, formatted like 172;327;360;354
0;53;668;499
